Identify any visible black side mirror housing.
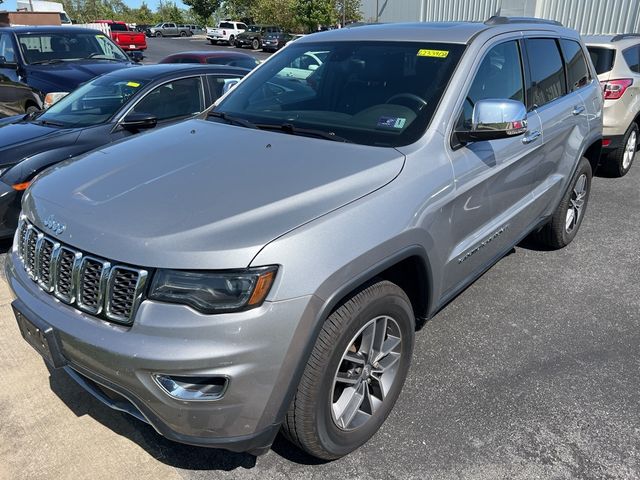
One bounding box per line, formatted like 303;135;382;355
122;113;157;131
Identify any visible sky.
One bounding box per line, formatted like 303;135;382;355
3;0;188;13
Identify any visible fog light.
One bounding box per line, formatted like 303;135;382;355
153;374;228;401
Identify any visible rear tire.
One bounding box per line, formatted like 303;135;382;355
605;123;637;177
208;39;214;45
228;35;235;45
282;280;415;460
252;38;260;50
180;31;187;37
535;156;592;249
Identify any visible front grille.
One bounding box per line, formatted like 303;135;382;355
16;217;148;325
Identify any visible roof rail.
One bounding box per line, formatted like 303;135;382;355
484;16;563;27
611;33;640;42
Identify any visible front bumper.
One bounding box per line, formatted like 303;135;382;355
6;251;321;453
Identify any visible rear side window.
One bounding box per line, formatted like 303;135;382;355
561;39;590;91
623;46;640;73
457;40;524;130
110;23;128;32
219;22;234;29
526;38;566;109
587;47;615;74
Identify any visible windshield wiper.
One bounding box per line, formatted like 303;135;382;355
256;123;352;143
208;111;258;129
35;119;65;127
29;59;66;65
81;55;123;62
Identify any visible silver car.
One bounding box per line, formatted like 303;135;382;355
7;17;602;460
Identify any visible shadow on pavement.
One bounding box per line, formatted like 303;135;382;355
47;366;259;471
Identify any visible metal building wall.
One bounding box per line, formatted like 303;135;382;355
360;0;640;34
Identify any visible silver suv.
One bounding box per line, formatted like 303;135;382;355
586;34;640;176
7;18;603;460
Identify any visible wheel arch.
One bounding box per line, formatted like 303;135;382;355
582;137;602;174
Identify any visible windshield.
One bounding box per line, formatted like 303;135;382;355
587;46;615;75
36;76;146;127
215;41;465;147
18;32;129;64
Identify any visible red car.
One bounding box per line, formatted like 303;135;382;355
95;20;147;52
159;51;260;69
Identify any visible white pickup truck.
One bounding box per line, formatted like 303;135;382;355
206;21;247;45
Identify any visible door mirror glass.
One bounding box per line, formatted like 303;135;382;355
457;99;527;142
122;112;157;131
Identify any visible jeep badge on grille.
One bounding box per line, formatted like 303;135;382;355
43;215;65;235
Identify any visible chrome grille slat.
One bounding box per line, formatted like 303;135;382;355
16;219;147;325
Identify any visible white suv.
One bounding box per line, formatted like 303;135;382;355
586;34;640;176
206;21;247;45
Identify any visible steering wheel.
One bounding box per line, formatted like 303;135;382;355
385;93;428;112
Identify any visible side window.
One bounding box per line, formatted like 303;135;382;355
238;23;247;30
131;76;204;121
561;39;590;92
0;34;16;63
623;46;640;73
526;38;566;109
457;41;524;130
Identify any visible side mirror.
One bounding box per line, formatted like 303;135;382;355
457;99;527;143
121;112;157;131
222;79;239;94
128;51;143;63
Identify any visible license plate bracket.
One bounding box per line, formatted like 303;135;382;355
13;303;66;369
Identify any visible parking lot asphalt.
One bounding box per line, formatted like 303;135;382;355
140;36;273;64
0;39;639;480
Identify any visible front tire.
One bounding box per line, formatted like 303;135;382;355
535;156;592;249
252;38;260;50
155;31;162;37
282;280;415;460
180;31;187;37
606;123;637;177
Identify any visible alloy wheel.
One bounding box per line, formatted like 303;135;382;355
330;315;402;431
565;173;587;233
623;129;637;170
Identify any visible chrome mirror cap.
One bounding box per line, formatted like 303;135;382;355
458;99;528;143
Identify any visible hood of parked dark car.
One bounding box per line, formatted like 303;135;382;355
26;61;135;93
0;118;78;165
24;119;405;269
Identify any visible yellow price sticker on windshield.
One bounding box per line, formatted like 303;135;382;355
126;81;140;87
417;49;449;58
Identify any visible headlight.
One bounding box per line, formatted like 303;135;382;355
44;92;69;109
148;266;277;314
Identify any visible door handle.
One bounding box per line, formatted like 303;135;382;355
572;105;585;115
522;130;541;144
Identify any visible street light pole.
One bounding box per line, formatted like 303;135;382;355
343;0;346;26
375;0;379;22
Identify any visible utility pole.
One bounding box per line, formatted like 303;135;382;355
343;0;346;26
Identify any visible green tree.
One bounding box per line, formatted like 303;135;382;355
135;2;155;24
336;0;362;25
250;0;297;31
182;0;220;23
294;0;335;32
220;0;253;22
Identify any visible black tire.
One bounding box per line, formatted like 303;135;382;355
604;123;637;177
234;41;241;48
155;31;162;38
180;30;187;37
252;38;260;50
535;156;592;249
282;280;415;460
228;35;235;44
208;39;214;45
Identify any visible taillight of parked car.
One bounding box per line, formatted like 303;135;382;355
600;79;633;100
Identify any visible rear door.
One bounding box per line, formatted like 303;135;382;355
442;37;545;295
523;37;590;213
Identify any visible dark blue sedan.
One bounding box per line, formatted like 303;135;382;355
0;63;247;238
0;26;138;116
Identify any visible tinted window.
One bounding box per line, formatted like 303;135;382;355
216;41;465;147
623;46;640;73
206;56;258;69
457;41;524;130
110;23;128;32
238;23;247;30
132;77;204;121
219;22;234;29
561;39;590;92
176;57;200;64
526;38;566;108
587;46;615;75
0;33;16;63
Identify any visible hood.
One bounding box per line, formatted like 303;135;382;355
0;120;79;166
25;119;405;269
26;61;134;93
